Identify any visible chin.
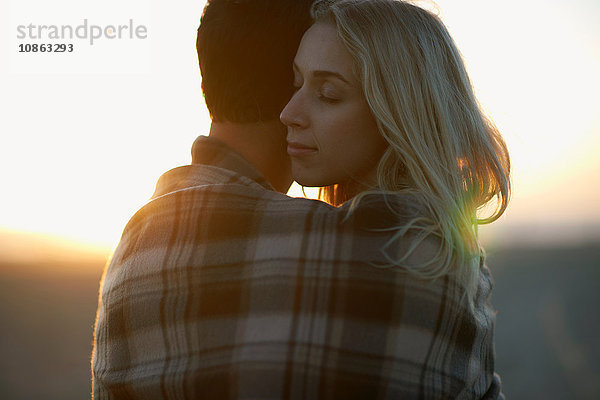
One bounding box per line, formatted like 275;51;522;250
293;173;339;189
293;179;335;189
291;165;340;188
293;179;318;188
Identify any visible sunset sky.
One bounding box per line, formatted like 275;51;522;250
1;0;599;252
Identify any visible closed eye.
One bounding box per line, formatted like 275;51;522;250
317;85;342;103
318;93;340;103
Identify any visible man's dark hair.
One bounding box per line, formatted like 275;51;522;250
197;0;313;123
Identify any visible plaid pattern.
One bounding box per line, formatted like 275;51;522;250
92;136;503;399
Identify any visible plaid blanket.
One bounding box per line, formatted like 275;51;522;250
92;136;503;399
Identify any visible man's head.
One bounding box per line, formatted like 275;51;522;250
197;0;313;123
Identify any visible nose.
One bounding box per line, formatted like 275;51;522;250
280;91;306;129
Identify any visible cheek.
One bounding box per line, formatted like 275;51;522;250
292;102;385;187
313;104;362;147
322;118;384;178
342;110;384;156
345;127;383;167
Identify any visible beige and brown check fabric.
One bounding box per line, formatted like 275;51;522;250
92;136;503;399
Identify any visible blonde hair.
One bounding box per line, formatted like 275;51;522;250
312;0;511;309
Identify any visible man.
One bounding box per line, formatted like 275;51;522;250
92;0;503;398
193;0;308;194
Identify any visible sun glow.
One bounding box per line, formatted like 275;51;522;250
1;0;599;253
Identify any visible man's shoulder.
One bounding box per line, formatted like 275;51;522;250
151;164;267;199
191;135;274;190
117;166;338;253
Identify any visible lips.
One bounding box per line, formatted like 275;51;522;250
286;140;318;157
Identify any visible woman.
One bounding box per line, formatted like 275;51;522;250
281;0;510;397
282;0;509;306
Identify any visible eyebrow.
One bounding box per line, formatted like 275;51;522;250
313;70;350;85
293;63;351;85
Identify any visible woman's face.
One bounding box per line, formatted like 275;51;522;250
280;22;387;189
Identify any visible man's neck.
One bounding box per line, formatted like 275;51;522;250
208;120;292;193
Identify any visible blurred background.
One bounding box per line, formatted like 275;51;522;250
1;0;599;398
